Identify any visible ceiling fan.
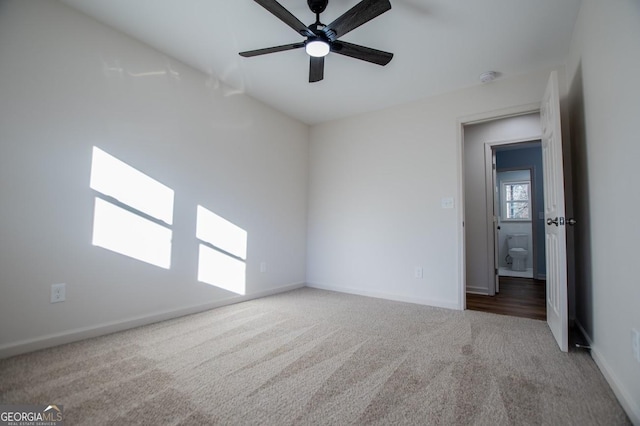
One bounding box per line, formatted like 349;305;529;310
239;0;393;83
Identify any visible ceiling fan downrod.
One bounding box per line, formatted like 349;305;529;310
308;0;328;30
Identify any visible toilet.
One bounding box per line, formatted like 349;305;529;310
507;234;529;271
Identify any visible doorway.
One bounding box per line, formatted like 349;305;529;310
460;71;570;350
496;168;534;279
493;142;545;283
474;141;547;321
462;113;546;320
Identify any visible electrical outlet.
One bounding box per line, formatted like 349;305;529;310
260;262;267;273
632;329;640;363
51;283;66;303
414;267;423;279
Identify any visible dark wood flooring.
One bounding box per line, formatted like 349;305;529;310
466;276;546;320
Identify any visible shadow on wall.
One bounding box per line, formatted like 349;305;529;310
568;62;593;339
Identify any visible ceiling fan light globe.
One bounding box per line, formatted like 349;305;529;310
305;40;330;57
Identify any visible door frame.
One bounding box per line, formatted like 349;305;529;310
485;142;541;294
457;103;540;311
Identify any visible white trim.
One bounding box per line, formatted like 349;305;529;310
306;282;461;311
457;122;467;311
0;282;305;359
458;103;541;127
466;287;489;295
576;320;640;424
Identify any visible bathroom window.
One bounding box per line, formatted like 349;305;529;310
502;180;530;220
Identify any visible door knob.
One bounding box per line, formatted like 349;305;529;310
547;217;559;226
567;218;577;226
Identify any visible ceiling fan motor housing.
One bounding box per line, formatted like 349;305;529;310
307;0;328;14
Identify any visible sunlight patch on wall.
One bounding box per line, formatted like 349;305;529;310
196;205;247;295
93;198;172;268
90;147;174;269
90;147;174;224
197;245;246;295
196;205;247;259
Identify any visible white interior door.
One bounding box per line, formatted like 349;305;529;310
541;71;569;352
492;149;500;294
484;144;500;295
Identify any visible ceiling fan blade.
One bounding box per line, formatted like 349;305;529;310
331;41;393;66
324;0;391;40
309;56;324;83
239;43;304;57
254;0;315;37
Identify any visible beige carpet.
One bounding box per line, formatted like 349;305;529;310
0;288;630;425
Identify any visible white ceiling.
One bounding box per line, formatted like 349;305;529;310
60;0;582;124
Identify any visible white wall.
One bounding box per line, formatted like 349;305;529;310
0;1;309;356
307;70;558;309
566;0;640;421
463;114;541;294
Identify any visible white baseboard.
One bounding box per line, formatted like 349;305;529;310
465;286;489;295
575;320;640;424
0;282;305;360
306;282;460;311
